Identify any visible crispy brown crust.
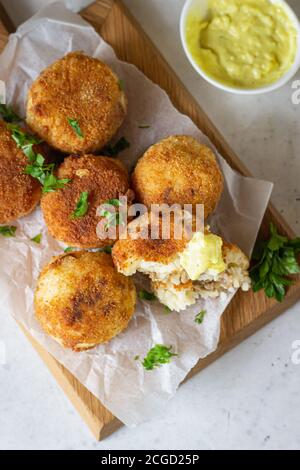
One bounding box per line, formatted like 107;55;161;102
112;213;249;274
41;154;134;248
112;213;188;266
0;120;41;223
34;251;136;351
26;52;127;154
132;135;224;219
113;237;186;266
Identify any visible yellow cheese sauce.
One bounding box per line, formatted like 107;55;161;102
185;0;297;89
180;232;226;281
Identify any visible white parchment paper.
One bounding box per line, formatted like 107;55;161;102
0;3;273;426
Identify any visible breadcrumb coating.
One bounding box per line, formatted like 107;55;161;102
34;251;136;351
41;154;134;248
132;135;224;219
26;52;127;154
0;120;41;223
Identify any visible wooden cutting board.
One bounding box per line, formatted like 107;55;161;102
1;0;300;440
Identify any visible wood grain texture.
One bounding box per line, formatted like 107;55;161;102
0;0;299;440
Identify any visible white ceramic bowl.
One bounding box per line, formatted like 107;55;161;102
180;0;300;94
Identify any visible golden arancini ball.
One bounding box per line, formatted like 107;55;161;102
131;135;224;219
41;154;134;249
26;52;127;154
0;120;41;223
34;251;136;351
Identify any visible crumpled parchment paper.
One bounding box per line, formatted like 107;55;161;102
0;2;273;426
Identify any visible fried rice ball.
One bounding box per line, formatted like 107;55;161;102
26;52;127;154
34;251;136;351
132;135;224;219
112;212;250;312
0;120;41;223
41;154;134;248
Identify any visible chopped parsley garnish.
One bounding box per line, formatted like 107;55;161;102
100;199;124;231
8;124;70;193
0;225;17;237
102;137;130;156
67;118;84;138
8;124;41;160
71;191;89;219
106;199;122;207
64;246;75;253
42;173;71;193
195;310;206;324
0;104;22;123
142;344;177;371
250;222;300;302
138;124;151;129
31;233;42;244
134;355;140;361
138;290;156;301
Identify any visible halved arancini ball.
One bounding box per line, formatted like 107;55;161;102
41;154;134;249
131;135;224;219
34;251;136;351
26;52;127;154
0;120;41;223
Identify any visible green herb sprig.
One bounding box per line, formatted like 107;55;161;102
0;104;22;123
31;233;42;244
102;137;130;156
100;199;124;231
71;191;89;219
142;344;177;371
67;118;84;138
195;310;206;324
64;246;75;253
250;223;300;302
0;225;17;237
8;124;70;193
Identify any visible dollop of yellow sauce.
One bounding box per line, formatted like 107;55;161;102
180;232;226;281
185;0;297;89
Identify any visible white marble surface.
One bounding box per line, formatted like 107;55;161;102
0;0;299;450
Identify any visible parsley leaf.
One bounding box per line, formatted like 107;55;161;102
106;199;122;207
138;290;156;301
0;104;22;123
100;199;124;231
102;137;130;156
138;124;151;129
8;124;70;193
118;79;125;90
67;118;84;138
8;124;41;144
250;223;300;302
142;344;177;371
64;246;75;253
0;225;17;237
195;310;206;324
42;173;71;193
31;233;42;244
71;191;89;219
